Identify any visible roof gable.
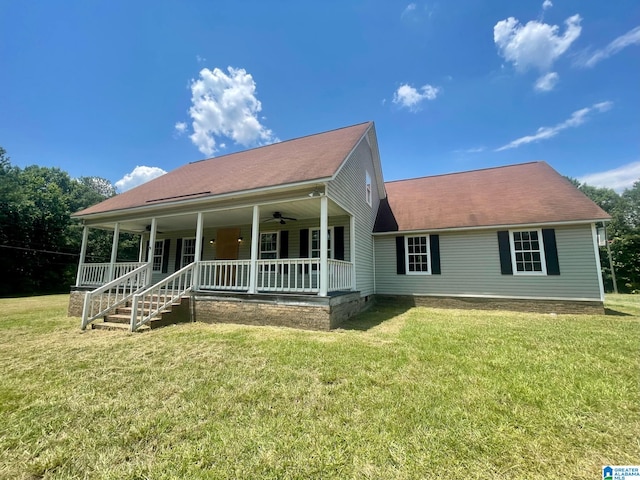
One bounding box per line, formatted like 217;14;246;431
76;122;373;217
375;161;611;232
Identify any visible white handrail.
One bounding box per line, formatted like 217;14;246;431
328;259;354;292
81;264;148;329
130;262;196;331
78;262;145;286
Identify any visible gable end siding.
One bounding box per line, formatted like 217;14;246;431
327;136;381;296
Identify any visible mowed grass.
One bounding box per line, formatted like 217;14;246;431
0;295;638;479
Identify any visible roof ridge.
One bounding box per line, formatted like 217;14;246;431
384;161;545;184
189;121;373;165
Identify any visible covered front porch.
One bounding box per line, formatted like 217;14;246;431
71;191;359;331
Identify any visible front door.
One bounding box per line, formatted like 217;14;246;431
215;228;240;287
216;228;240;260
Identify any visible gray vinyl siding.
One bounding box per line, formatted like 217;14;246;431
374;224;602;301
327;133;380;297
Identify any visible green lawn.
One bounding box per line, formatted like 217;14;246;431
0;295;638;479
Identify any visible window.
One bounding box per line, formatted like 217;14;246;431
152;240;164;272
365;171;372;206
181;238;196;267
405;235;430;274
310;228;333;260
509;229;546;275
260;232;279;260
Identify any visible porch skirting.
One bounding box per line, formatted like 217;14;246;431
377;294;605;315
193;291;371;330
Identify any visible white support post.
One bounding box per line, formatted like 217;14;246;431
147;218;157;286
108;222;120;281
194;212;204;289
75;225;89;286
248;205;260;294
350;215;357;291
138;233;146;262
319;195;328;296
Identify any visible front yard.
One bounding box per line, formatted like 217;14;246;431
0;294;638;479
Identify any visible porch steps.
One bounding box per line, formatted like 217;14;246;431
91;296;192;332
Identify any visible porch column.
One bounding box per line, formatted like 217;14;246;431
138;233;147;262
319;195;328;296
350;215;357;291
108;222;120;281
194;212;204;289
248;205;260;294
147;218;157;285
75;225;89;286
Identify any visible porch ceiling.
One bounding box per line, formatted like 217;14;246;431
86;197;349;233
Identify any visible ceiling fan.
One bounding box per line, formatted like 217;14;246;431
263;211;297;225
144;224;164;234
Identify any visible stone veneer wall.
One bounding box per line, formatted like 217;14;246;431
68;289;92;317
193;292;372;331
378;295;605;315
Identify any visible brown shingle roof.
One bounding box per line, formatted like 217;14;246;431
75;121;372;217
375;161;610;232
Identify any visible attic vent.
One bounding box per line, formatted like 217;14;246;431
146;191;212;203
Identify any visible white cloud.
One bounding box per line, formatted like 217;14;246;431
184;66;277;156
174;122;187;134
115;166;167;193
496;101;613;151
494;14;581;72
196;55;206;63
534;72;559;92
542;0;553;10
392;83;440;112
454;146;486;154
401;3;416;18
578;161;640;193
578;25;640;68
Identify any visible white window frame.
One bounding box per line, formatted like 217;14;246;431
152;240;164;273
405;235;431;275
365;171;372;207
181;237;196;268
310;227;334;260
260;231;279;272
509;229;547;276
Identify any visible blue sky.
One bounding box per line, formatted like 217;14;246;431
1;0;638;193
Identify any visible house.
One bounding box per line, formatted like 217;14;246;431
68;121;611;331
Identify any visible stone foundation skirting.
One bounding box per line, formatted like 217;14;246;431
68;288;94;317
193;291;372;330
377;294;605;315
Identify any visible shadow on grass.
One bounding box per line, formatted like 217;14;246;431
340;297;413;331
604;308;633;317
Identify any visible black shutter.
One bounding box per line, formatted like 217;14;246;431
144;241;149;262
175;238;183;271
430;234;441;275
280;231;289;259
161;239;170;273
396;236;406;275
300;229;309;258
497;231;513;275
334;226;345;260
542;229;560;275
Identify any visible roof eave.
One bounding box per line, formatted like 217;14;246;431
72;177;333;220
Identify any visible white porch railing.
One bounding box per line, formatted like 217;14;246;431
199;260;251;291
78;262;145;287
130;263;196;332
256;258;320;293
197;259;354;294
80;264;149;330
328;259;354;292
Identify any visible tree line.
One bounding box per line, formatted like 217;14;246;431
0;145;638;295
0;147;137;295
